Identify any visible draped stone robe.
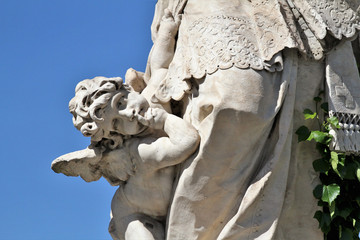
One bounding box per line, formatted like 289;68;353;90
146;0;360;239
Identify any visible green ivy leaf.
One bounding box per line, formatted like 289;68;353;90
309;131;329;144
320;102;328;113
321;213;331;234
340;227;353;240
325;136;333;145
356;166;360;182
321;184;340;204
313;158;330;173
343;160;357;180
330;152;347;178
331;152;339;171
316;143;328;157
334;155;348;179
327;116;340;129
314;96;322;102
314;211;331;234
303;109;317;120
295;126;311;142
314;210;322;225
313;184;323;199
338;207;352;219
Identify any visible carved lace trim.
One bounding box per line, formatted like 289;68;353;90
187;15;264;77
183;12;302;71
155;10;301;102
155;0;360;102
291;0;360;40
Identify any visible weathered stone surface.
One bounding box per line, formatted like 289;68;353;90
52;0;360;239
52;75;200;239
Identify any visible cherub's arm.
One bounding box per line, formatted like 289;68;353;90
123;9;180;95
134;9;180;110
148;9;180;80
136;108;200;169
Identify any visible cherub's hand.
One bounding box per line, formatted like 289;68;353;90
137;108;168;130
124;68;146;93
159;8;181;37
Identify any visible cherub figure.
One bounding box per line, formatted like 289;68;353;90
52;76;199;240
52;9;194;240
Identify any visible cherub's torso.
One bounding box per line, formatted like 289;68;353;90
122;137;176;218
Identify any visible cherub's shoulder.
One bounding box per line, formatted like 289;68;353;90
125;135;159;151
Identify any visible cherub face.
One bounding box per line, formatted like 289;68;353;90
101;89;150;136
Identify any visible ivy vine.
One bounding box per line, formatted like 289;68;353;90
296;94;360;240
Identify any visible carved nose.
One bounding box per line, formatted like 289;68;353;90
133;99;149;117
130;109;136;121
119;108;136;121
127;92;149;116
133;106;143;117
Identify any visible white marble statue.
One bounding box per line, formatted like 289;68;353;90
52;10;200;240
52;76;199;240
145;0;360;239
53;0;360;239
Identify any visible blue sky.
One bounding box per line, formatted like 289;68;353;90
0;1;156;239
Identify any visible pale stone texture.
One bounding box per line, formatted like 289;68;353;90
52;0;360;239
52;10;200;240
148;0;360;239
52;77;200;240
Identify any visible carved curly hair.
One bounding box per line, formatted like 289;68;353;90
69;76;132;149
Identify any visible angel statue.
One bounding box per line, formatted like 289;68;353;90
52;10;199;240
53;0;360;239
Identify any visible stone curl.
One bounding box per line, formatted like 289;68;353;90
69;76;131;149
